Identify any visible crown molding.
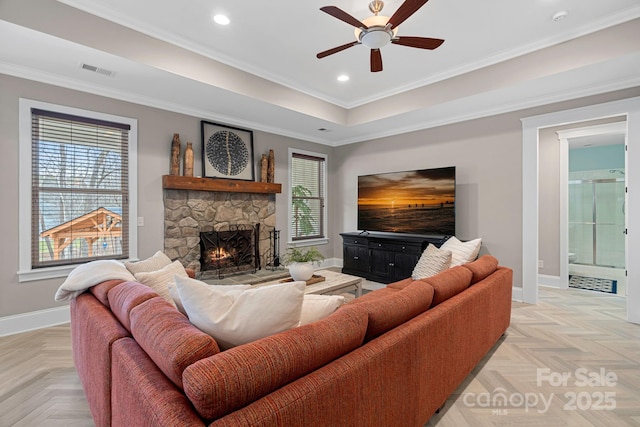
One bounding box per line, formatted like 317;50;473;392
3;58;639;148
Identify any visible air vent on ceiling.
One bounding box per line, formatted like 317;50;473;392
80;63;115;77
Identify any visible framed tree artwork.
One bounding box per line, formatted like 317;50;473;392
201;120;255;181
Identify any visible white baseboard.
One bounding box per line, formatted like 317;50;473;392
538;274;563;289
512;286;524;302
0;305;70;337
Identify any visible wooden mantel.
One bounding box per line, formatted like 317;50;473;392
162;175;281;194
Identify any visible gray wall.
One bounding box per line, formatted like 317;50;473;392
2;72;639;319
538;126;562;276
0;74;330;318
333;114;523;285
333;90;640;289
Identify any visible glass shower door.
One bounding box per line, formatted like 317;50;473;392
568;178;625;268
595;180;625;267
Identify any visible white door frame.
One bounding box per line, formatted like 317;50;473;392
521;96;640;324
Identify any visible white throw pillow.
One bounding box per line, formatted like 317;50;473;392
299;294;345;326
169;282;252;315
175;276;305;350
134;260;188;307
440;236;482;267
124;250;172;275
412;244;452;280
167;281;187;315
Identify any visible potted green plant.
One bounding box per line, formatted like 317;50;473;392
291;185;316;238
283;246;325;281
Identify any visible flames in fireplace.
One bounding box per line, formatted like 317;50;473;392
208;247;231;263
199;225;259;278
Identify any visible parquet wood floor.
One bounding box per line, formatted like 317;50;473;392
0;325;93;426
426;287;640;427
0;287;638;426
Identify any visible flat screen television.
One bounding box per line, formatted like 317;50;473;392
357;166;455;236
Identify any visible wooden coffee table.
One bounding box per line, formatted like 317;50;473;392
256;269;363;297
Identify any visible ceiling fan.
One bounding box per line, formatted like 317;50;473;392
316;0;444;72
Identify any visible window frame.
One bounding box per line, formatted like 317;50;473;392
287;148;328;247
18;98;138;282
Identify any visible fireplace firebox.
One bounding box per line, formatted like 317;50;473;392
199;224;259;279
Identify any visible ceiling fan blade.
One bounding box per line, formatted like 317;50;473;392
317;41;359;59
371;49;383;72
391;36;444;50
388;0;430;29
320;6;368;29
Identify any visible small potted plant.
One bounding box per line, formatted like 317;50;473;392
283;246;325;281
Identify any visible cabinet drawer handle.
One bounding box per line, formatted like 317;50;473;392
389;263;395;267
378;243;382;247
354;256;359;260
354;240;358;244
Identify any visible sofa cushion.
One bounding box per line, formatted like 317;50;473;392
111;337;206;427
129;296;220;390
124;250;172;275
133;260;188;308
70;293;129;427
350;281;435;341
350;286;400;304
423;265;473;306
183;303;367;421
440;236;482;266
89;279;126;307
412;244;452;279
175;276;305;350
386;277;414;290
462;254;499;284
107;281;158;332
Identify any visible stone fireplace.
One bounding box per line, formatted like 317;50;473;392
162;176;280;277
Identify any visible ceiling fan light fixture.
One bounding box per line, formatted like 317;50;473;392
354;16;398;48
317;0;443;72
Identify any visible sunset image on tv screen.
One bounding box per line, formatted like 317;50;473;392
357;166;455;235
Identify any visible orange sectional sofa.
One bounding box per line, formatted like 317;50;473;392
70;255;512;426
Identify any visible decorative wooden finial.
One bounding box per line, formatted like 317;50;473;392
267;149;275;183
170;133;181;175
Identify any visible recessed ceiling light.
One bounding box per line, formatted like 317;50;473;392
552;11;568;22
213;14;230;26
337;74;349;82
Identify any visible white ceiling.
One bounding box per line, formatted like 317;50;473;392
1;0;640;146
569;133;626;149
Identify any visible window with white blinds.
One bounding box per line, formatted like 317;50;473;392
30;108;130;268
290;151;326;241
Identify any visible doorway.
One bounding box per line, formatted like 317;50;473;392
557;122;627;296
521;96;640;324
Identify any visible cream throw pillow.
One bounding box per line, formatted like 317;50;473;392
441;236;482;267
412;244;452;280
299;294;345;326
175;276;305;350
167;281;187;315
125;250;172;275
134;260;188;307
168;283;252;316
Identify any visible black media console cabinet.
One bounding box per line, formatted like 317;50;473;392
340;232;449;284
